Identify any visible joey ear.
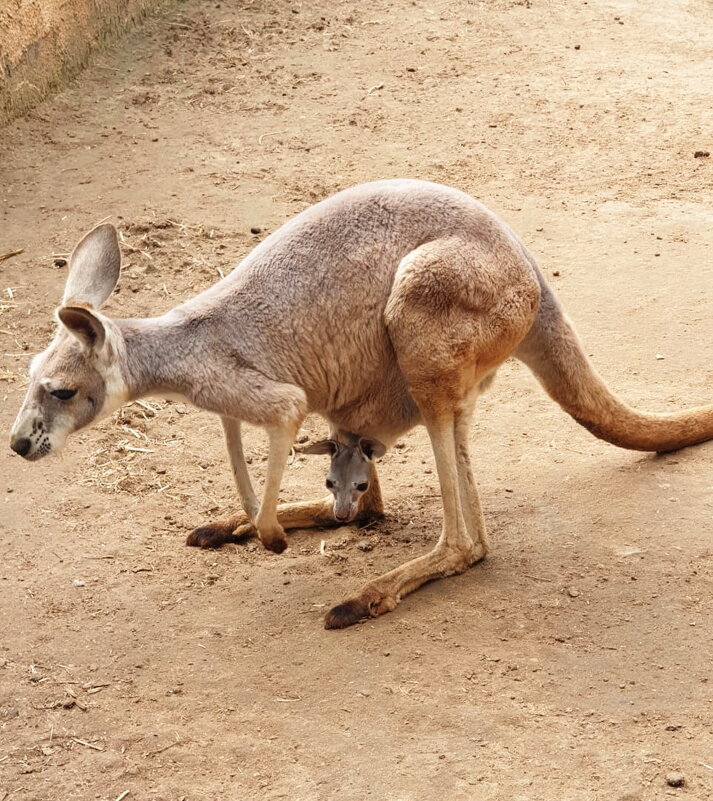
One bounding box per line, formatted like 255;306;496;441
62;223;121;309
57;305;106;350
299;439;340;457
358;437;387;461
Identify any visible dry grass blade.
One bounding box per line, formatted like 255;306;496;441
71;737;104;751
145;738;183;756
0;249;23;262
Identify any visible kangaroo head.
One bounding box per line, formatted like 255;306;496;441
301;436;386;522
9;223;128;461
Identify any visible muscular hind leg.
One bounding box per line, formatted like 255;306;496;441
325;237;538;627
454;406;490;558
325;406;480;628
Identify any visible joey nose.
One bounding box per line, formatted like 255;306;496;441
10;436;31;457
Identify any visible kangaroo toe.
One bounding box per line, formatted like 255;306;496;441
324;588;399;629
186;520;248;549
258;524;288;554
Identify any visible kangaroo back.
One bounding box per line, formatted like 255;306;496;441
515;272;713;453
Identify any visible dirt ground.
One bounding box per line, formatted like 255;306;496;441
1;0;712;799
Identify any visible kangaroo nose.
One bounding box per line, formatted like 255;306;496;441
334;507;354;523
10;436;31;457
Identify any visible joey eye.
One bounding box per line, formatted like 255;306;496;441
356;482;369;492
326;479;335;489
51;389;77;401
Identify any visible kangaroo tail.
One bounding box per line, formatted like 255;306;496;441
514;277;713;453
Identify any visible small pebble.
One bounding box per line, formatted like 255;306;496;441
665;772;685;788
250;226;262;234
567;587;580;598
356;540;373;552
73;579;86;588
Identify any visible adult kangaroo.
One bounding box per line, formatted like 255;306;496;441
10;180;713;628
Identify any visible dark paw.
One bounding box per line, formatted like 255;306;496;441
324;588;399;629
261;535;288;554
324;599;370;629
186;523;240;549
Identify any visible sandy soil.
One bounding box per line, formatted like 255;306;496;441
1;0;712;799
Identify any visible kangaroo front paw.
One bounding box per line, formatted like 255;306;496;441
186;519;252;549
324;587;399;629
257;524;288;554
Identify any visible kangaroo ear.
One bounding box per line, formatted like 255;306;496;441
299;439;340;456
62;223;121;309
57;305;106;350
358;437;387;461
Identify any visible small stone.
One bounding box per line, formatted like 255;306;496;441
6;487;13;493
73;579;86;588
567;587;580;598
297;433;309;444
250;226;262;234
356;540;373;552
665;772;685;788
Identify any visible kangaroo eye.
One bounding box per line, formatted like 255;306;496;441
51;389;77;400
326;479;335;489
356;482;369;492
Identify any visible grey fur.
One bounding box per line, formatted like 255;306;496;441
10;179;713;628
301;433;386;521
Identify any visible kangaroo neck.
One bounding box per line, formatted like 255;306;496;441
117;313;215;404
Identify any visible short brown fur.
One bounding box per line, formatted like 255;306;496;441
10;181;713;629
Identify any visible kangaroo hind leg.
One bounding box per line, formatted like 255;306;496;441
324;237;538;628
325;408;479;629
